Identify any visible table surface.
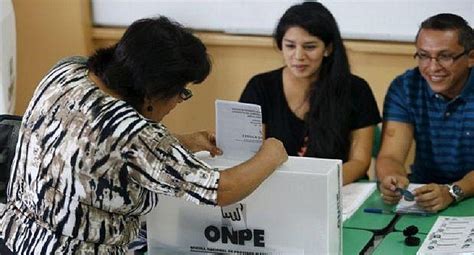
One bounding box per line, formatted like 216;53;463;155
372;231;427;255
395;197;474;234
343;228;374;255
343;188;397;234
141;184;473;254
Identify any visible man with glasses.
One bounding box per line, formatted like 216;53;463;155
376;13;474;212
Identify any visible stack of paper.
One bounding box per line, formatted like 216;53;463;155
395;184;433;215
342;182;376;221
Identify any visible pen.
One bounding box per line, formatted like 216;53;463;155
363;208;392;214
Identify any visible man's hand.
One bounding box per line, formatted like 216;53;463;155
413;184;454;212
379;175;409;204
177;131;223;157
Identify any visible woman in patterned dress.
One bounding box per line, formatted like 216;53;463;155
0;17;287;254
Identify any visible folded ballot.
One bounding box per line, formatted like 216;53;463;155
146;155;342;255
215;100;263;161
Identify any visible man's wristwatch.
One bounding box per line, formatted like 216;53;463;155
446;184;465;202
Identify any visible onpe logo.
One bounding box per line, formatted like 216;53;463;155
204;225;265;247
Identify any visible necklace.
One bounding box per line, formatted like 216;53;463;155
293;96;308;112
291;93;310;119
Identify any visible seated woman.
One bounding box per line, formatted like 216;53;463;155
240;2;380;185
0;17;287;254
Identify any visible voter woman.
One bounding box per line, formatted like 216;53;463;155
0;16;287;254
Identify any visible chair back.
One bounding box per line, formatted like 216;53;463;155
0;114;21;201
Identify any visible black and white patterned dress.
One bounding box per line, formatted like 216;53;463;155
0;57;220;254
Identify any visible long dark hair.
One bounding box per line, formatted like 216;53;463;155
87;16;211;110
274;2;352;161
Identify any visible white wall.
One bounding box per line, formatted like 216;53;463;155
92;0;473;42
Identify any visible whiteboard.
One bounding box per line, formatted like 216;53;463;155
92;0;474;42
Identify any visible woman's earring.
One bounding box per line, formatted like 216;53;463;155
147;105;153;112
324;52;329;57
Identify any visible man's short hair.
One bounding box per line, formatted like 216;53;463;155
416;13;474;51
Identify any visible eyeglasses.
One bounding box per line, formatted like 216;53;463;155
413;50;467;68
179;88;193;101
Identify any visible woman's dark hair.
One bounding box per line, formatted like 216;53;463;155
416;13;474;51
87;16;211;110
274;1;352;161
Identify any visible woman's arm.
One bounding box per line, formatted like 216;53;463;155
176;132;287;206
127;125;286;207
342;125;374;185
175;129;286;207
217;138;287;206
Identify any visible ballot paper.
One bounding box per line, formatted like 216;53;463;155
215;100;263;161
342;182;376;221
395;184;434;215
417;216;474;255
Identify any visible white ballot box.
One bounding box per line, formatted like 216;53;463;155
146;156;342;255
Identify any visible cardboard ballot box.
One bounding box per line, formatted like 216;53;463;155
146;156;342;255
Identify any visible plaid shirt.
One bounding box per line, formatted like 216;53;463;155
383;67;474;183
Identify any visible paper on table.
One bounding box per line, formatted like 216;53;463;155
417;216;474;255
395;183;434;215
215;100;263;161
342;182;376;221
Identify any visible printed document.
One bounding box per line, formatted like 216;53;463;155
417;216;474;254
215;100;263;161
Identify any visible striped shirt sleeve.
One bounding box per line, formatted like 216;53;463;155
123;123;220;206
383;76;414;124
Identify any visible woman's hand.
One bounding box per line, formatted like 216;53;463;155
176;131;222;157
217;137;287;206
257;138;288;167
